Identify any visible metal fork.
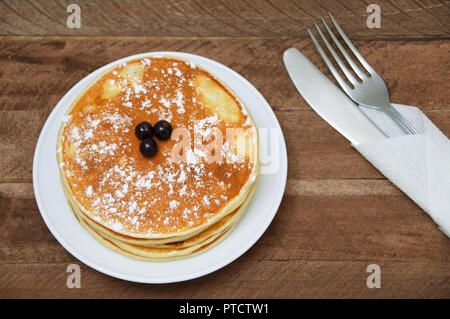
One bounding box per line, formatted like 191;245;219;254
307;12;419;135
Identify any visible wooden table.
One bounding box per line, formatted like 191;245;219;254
1;0;449;298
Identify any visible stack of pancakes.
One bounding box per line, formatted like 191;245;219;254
57;56;259;261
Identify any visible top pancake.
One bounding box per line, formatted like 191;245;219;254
57;56;259;239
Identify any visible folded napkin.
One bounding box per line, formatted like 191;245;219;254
353;104;450;237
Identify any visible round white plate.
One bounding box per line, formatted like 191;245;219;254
33;52;287;283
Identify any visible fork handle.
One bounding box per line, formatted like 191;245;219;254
387;106;420;135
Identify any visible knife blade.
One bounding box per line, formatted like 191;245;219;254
283;48;386;145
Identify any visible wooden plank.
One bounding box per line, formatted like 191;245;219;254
1;185;449;264
1;260;448;298
1;109;450;182
0;111;47;182
0;39;448;113
255;194;450;261
0;0;448;37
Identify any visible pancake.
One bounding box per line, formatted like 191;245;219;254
78;216;234;262
66;179;255;248
75;182;256;261
57;55;259;259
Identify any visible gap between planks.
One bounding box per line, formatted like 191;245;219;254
2;258;449;265
1;35;449;41
0;179;401;199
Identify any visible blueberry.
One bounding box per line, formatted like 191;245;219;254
135;121;153;140
139;138;158;157
154;120;172;141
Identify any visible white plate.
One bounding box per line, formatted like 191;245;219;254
33;52;287;283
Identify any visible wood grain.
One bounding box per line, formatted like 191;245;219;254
1;109;450;182
1;261;449;298
0;0;449;38
1;187;449;264
0;39;448;113
1;185;449;298
0;1;449;299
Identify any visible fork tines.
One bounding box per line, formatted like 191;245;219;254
307;13;374;90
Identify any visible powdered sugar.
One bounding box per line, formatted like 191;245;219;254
61;56;255;235
85;185;93;197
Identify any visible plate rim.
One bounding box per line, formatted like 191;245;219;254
32;51;288;283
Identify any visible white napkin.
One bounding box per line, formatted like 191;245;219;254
353;104;450;237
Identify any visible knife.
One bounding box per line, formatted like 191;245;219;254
283;48;386;145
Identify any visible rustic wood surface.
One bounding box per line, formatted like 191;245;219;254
0;0;449;298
